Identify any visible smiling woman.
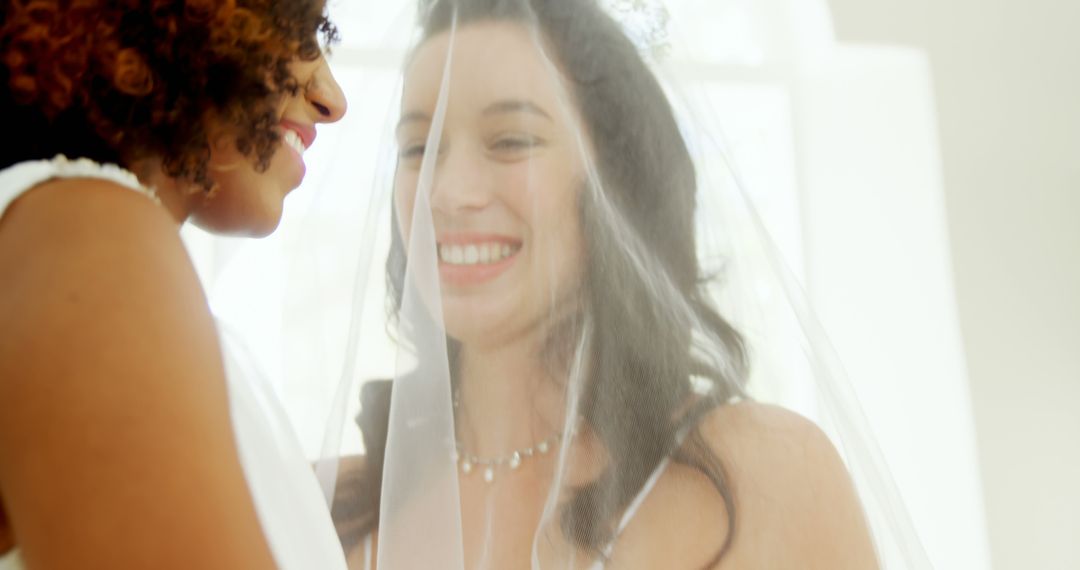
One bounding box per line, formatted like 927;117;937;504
0;0;347;568
308;0;930;569
184;55;347;236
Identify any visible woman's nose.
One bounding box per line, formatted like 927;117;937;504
304;57;347;123
429;145;494;215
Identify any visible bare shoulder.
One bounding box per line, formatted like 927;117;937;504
0;177;192;303
696;402;859;521
1;175;175;239
697;401;880;569
699;401;841;469
609;402;878;569
0;177;208;399
0;179;277;567
0;177;217;437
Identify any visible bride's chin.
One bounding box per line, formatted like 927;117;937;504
440;297;501;331
442;322;497;349
440;295;581;350
441;315;520;351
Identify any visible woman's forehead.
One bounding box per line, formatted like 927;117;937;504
402;21;565;113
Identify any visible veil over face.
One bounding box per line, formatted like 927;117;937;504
291;0;936;568
394;21;589;349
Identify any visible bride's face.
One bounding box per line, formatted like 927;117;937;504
395;21;587;347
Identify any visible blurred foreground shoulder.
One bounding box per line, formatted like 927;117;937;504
0;178;278;568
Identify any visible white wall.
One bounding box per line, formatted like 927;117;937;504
823;1;1080;568
796;44;990;569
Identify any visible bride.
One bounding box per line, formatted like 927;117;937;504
324;0;900;568
0;1;347;568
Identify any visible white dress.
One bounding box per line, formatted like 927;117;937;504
0;157;348;570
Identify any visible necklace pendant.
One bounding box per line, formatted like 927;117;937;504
461;459;473;474
483;466;495;483
508;451;522;470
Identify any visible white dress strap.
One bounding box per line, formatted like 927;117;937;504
0;155;157;220
364;533;374;570
589;424;695;569
586;455;674;570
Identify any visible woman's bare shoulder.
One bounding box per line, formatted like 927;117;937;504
695;401;880;568
0;176;203;370
611;402;878;569
0;178;279;567
1;175;174;235
699;401;835;460
0;176;215;422
0;176;189;298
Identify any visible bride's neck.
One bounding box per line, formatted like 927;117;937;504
456;334;569;457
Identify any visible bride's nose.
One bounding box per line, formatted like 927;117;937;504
429;144;495;215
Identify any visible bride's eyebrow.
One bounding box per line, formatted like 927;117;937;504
396;111;430;132
482;99;553;121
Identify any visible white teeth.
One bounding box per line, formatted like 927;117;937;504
439;242;518;266
283;129;305;156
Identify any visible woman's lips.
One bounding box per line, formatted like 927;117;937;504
436;234;522;287
277;122;312;184
279;119;316;149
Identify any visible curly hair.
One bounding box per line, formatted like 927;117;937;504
1;0;338;190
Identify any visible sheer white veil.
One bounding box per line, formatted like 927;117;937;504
260;0;939;568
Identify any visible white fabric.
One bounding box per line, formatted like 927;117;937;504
0;155;157;206
0;157;347;570
217;323;349;570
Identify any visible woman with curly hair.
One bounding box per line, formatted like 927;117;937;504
0;1;347;568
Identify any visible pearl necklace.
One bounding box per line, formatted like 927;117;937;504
454;432;563;484
453;388;563;484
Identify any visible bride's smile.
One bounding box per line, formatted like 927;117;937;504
436;233;524;286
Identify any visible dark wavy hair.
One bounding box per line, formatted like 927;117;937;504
336;0;748;567
0;0;338;190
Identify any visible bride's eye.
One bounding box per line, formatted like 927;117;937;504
490;135;544;153
400;143;426;160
